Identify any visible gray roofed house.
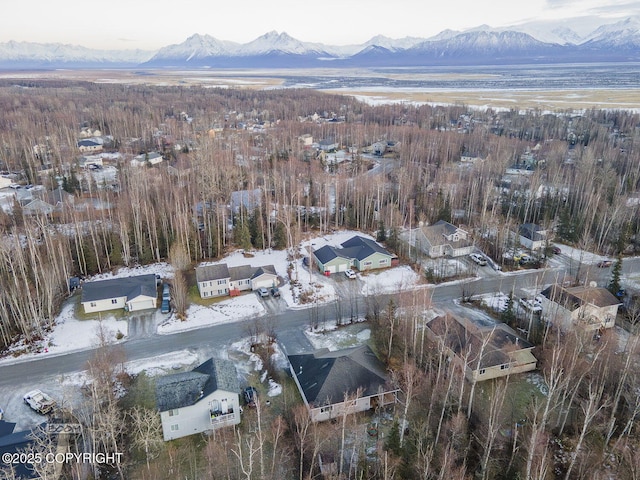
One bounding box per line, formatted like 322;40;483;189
156;358;241;441
414;220;474;258
230;188;262;213
81;274;158;314
539;284;621;332
425;313;537;383
287;345;398;422
518;223;549;251
195;262;279;298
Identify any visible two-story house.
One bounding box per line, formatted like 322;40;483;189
156;358;241;441
414;220;475;258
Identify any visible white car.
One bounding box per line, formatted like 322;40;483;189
469;253;487;266
23;389;56;415
520;299;542;313
344;269;357;279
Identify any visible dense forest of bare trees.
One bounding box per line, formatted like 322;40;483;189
1;78;639;479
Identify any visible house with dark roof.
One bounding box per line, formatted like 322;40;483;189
311;235;394;274
426;313;537;383
81;274;158;314
539;284;621;332
518;223;549;251
0;421;47;479
195;263;278;298
230;188;262;214
77;138;103;153
414;220;475;258
287;345;398;422
156;358;240;441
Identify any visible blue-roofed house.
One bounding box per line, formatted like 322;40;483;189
156;358;240;441
311;236;394;274
81;274;158;314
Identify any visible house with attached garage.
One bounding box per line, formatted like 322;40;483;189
311;235;395;274
156;358;240;441
538;284;621;332
195;263;278;298
425;313;537;383
81;274;158;314
517;223;549;251
414;220;475;258
287;345;398;422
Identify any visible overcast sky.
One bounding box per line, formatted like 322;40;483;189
2;0;638;50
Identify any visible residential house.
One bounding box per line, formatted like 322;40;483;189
318;138;338;152
414;220;475;258
425;313;537;383
287;345;398;422
81;274;158;314
460;152;483;163
131;152;163;167
312;245;352;275
77;139;103;153
539;284;621;332
311;236;394;274
21;198;54;216
230;188;262;214
195;263;278;298
299;134;313;148
0;420;47;480
340;236;394;271
518;223;549;251
156;358;240;441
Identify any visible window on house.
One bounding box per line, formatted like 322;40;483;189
363;261;372;266
203;291;208;298
218;279;226;285
111;299;118;304
379;259;388;264
168;409;179;416
170;424;179;431
90;302;96;307
320;405;333;414
479;369;486;375
501;364;509;370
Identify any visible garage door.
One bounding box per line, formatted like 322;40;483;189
325;265;336;274
337;263;348;272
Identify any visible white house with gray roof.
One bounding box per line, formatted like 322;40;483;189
156;358;240;441
195;263;278;298
80;274;158;314
414;220;474;258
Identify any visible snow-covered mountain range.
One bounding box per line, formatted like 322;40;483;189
1;16;639;68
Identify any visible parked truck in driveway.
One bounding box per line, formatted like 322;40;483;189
23;389;56;414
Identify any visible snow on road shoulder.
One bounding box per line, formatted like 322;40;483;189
0;301;127;365
359;265;422;295
158;294;266;334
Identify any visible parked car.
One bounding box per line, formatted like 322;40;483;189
270;287;280;297
302;257;310;266
23;390;56;415
243;386;258;407
469;253;487;266
520;298;542;313
597;260;613;268
344;269;357;279
161;298;171;314
258;287;269;298
551;246;561;255
162;283;171;301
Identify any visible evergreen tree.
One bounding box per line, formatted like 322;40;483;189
501;291;516;327
273;223;287;250
608;256;623;297
385;420;401;455
234;219;252;250
376;220;386;242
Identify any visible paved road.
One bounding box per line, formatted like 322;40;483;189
0;266;570;388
